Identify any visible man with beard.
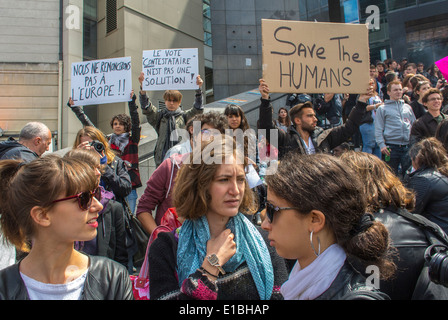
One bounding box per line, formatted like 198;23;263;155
257;79;373;159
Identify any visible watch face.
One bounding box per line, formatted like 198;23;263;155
208;254;219;266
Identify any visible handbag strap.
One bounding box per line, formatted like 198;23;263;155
136;225;173;286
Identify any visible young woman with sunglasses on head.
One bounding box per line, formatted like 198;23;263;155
261;153;395;300
0;155;133;300
148;135;288;300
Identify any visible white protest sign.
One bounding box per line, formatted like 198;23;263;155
142;48;199;91
71;57;132;106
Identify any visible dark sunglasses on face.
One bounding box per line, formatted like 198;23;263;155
51;187;102;210
265;202;300;223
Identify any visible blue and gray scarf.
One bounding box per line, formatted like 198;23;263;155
176;213;274;300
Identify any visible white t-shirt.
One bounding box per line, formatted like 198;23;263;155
0;234;16;270
301;136;316;154
20;269;88;300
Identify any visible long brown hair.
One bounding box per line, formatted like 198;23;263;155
173;135;256;220
73;126;117;165
340;151;415;213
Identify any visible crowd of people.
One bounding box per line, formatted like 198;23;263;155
1;56;448;301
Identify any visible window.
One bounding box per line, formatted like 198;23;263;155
106;0;117;34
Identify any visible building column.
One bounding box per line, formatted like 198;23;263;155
61;0;84;148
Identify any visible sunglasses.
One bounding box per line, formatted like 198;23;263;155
52;187;102;210
265;202;300;223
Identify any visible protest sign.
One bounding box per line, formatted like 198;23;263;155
142;48;199;91
71;57;132;106
262;19;370;94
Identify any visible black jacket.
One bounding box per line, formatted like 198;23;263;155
258;98;367;159
315;261;389;300
406;167;448;234
95;197;128;266
0;137;38;163
0;255;133;300
374;207;448;299
410;112;446;146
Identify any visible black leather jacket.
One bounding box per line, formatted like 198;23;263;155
315;261;389;300
406;167;448;235
0;255;134;300
373;208;448;300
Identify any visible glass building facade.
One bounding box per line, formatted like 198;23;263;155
298;0;448;66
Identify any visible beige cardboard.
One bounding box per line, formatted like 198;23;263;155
262;19;370;94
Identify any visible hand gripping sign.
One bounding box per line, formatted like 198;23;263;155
142;48;199;91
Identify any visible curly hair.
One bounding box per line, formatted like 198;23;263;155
110;114;132;133
409;137;448;178
266;153;396;280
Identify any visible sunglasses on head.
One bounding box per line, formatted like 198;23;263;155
265;202;300;223
51;187;102;210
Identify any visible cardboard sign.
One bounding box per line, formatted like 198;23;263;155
262;19;370;94
71;57;132;106
142;48;199;91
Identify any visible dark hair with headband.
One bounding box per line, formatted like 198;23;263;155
265;153;396;279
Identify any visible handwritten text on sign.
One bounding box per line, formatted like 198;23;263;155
262;19;370;94
142;48;199;91
71;57;132;106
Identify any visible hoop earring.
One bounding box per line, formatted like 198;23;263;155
310;230;321;257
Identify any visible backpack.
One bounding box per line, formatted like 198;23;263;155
130;208;182;300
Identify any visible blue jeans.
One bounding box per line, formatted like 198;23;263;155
384;144;411;177
359;123;381;158
126;189;138;215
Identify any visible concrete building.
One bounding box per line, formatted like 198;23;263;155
210;0;301;100
0;0;207;149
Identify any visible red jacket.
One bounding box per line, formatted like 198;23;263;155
136;153;186;225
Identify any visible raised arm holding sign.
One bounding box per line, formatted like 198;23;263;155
258;78;374;159
138;71;204;167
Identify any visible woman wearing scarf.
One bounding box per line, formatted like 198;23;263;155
261;153;395;300
138;72;204;167
148;135;288;300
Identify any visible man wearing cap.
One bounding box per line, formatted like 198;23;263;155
257;79;373;159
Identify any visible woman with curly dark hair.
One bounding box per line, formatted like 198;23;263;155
262;153;395;300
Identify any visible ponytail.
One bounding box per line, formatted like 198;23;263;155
0;160;30;251
342;214;396;280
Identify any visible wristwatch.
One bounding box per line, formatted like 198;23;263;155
207;254;226;275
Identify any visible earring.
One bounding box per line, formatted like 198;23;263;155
310;230;321;257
